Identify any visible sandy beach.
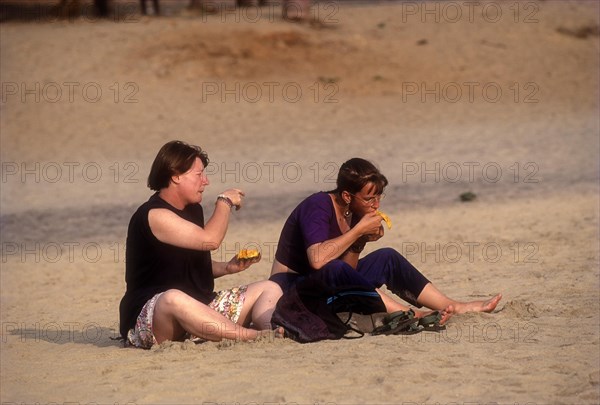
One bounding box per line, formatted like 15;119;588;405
1;0;599;404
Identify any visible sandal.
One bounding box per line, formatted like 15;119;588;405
416;311;446;332
372;310;419;336
371;310;447;336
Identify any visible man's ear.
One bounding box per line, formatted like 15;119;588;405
170;175;181;185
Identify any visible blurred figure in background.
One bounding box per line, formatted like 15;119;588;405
140;0;160;15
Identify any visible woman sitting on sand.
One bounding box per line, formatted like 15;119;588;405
119;140;282;348
269;157;502;323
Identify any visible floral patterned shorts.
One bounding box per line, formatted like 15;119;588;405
126;285;248;349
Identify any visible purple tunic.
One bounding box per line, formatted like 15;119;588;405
275;192;342;275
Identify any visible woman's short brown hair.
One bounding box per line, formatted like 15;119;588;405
335;158;388;195
147;140;209;191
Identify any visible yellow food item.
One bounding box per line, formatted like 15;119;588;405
376;210;392;229
237;249;261;260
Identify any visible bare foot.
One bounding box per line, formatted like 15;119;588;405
454;293;502;314
255;326;285;341
439;305;455;325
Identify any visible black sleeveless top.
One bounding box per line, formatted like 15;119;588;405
119;193;216;338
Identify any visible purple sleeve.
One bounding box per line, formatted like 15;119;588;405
298;193;335;249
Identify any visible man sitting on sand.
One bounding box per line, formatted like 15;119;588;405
119;140;283;349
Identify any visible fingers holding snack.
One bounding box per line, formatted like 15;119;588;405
227;249;261;274
357;211;385;235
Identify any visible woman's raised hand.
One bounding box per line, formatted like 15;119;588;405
220;188;245;210
356;211;385;238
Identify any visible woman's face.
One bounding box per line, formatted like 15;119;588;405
349;182;384;216
176;157;210;205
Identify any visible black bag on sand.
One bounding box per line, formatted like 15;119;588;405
271;278;387;343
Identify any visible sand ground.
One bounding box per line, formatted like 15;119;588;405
1;0;599;404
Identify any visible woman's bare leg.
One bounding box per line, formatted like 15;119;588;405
152;289;265;344
237;280;283;329
416;283;502;314
376;288;454;325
